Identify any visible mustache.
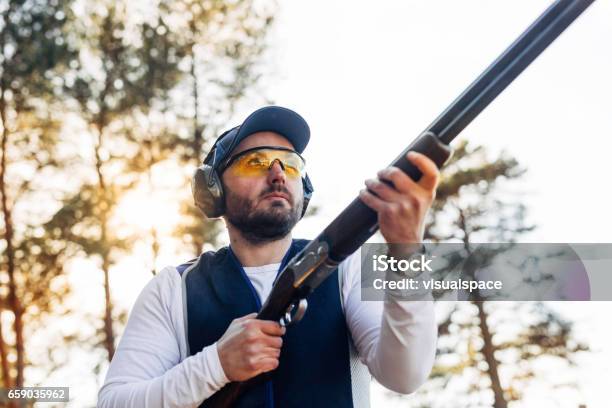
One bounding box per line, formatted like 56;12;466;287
259;185;292;200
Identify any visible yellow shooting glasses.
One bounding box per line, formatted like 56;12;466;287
221;146;306;179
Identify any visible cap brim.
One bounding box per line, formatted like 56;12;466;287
234;106;310;154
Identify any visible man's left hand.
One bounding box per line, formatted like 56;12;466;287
359;151;440;246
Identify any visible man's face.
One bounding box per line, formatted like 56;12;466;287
221;131;304;244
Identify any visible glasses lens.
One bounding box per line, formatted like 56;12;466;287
228;148;304;178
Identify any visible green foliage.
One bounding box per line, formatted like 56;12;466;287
426;302;589;406
0;0;77;108
2;0;278;387
162;0;277;253
67;1;186;123
0;0;78;388
426;140;534;243
398;141;589;407
43;184;130;257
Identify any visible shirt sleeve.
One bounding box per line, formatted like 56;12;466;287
340;247;437;394
97;266;230;408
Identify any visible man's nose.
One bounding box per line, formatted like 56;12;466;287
267;159;287;184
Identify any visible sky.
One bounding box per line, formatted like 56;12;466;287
54;1;612;406
266;0;612;244
262;1;612;406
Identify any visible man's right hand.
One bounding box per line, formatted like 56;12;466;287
216;313;286;381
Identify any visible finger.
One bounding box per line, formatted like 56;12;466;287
377;166;419;194
407;151;439;191
358;189;388;213
364;179;402;202
261;335;283;349
234;313;258;326
251;346;281;361
258;320;286;336
261;346;282;357
248;343;282;358
238;313;258;321
256;357;280;374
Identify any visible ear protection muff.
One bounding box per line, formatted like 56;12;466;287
301;173;314;217
192;132;314;219
192;161;226;218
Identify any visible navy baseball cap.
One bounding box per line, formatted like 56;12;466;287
204;106;310;169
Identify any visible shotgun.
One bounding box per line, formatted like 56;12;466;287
206;1;594;406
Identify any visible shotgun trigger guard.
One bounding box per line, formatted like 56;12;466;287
280;298;308;327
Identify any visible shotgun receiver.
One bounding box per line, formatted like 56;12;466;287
206;1;594;406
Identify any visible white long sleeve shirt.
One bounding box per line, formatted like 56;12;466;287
98;248;437;407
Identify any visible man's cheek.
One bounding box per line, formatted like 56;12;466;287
291;181;303;205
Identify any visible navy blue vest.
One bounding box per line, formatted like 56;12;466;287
179;239;354;408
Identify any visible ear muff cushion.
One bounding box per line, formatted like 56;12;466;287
192;165;225;218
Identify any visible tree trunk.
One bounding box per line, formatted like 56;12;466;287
0;315;11;387
94;124;115;361
102;258;115;361
459;207;507;407
1;63;24;389
190;39;202;162
0;56;13;389
145;150;160;276
475;301;507;408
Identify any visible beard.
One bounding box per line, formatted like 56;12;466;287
224;184;302;245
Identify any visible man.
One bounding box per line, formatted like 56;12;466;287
98;106;439;407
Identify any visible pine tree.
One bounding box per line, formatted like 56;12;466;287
396;141;588;407
53;0;278;365
60;0;188;361
166;0;277;256
0;0;76;388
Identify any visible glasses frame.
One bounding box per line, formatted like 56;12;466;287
219;145;306;176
